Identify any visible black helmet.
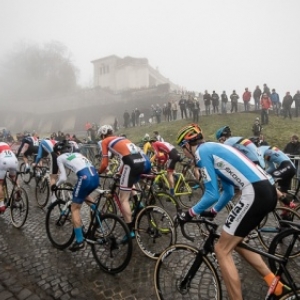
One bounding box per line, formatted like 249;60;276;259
53;140;72;154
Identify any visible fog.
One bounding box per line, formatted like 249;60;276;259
0;0;300;133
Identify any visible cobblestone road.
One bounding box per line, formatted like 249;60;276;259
0;179;298;300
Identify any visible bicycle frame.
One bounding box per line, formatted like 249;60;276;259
178;218;300;299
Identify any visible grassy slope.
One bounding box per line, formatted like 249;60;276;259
120;112;299;149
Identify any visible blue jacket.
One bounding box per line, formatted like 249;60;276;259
270;92;280;104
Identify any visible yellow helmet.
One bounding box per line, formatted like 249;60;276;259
176;123;203;147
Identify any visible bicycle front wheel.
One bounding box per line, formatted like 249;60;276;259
153;191;180;219
45;200;74;250
35;177;50;208
10;187;29;228
268;228;300;286
154;244;222;300
177;179;204;208
257;206;300;251
135;205;176;259
20;162;31;184
91;213;132;274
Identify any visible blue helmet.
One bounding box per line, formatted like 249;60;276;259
215;126;231;140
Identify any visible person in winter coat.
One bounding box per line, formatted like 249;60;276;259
282;92;293;120
242;88;251;112
260;93;272;125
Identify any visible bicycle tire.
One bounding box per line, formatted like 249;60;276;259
154;243;222;300
135;205;176;259
257;206;300;251
91;213;132;274
277;288;300;299
177;178;204;208
97;194;117;215
20;162;32;184
153;191;181;219
10;187;29;228
35;176;50;208
45;200;74;250
268;228;300;286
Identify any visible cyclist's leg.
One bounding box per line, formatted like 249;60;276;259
0;171;6;213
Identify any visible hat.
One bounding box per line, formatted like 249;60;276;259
255;117;259;121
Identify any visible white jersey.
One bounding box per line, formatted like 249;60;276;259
0;142;18;179
56;152;93;186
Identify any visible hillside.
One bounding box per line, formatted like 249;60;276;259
120;112;299;149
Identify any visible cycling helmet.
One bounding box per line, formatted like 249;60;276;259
215;126;231;140
143;133;150;141
176;123;203;147
53;140;72;154
98;125;113;138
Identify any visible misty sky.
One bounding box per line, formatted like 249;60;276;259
1;0;300;97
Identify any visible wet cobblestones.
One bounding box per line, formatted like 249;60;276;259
0;180;299;299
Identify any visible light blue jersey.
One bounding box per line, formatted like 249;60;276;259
225;136;265;169
192;142;273;215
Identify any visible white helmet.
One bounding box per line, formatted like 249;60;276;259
98;125;113;137
143;133;150;141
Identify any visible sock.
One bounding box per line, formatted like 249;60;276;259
264;272;284;296
74;227;84;243
25;163;29;169
170;188;174;196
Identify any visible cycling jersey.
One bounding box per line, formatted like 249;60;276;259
35;139;58;174
259;145;296;192
56;152;99;204
0;142;18;179
16;136;39;158
142;141;153;157
225;136;265;169
99;136;146;190
190;142;276;237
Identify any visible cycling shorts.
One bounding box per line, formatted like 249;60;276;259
270;161;296;193
24;145;39;159
73;167;99;204
166;148;181;172
50;152;58;175
223;180;277;237
0;154;18;179
120;153;145;191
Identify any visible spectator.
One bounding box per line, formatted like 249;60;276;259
178;96;187;119
203;90;211;115
242;88;251;112
85;121;92;138
252;117;262;136
135;108;140;126
221;91;228;114
283;135;300;156
192;97;200;123
260;93;272;125
162;104;168;122
263;83;271;97
123;110;130;128
282;92;293;120
253;85;262;110
153;131;164;142
211;91;220;114
293;90;300;118
270;89;280;116
155;104;162;124
187;95;194;118
131;110;136;127
230;90;239;113
171;100;178;120
113;117;119;132
167;101;172;122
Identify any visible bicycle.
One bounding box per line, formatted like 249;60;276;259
99;174;177;259
34;166;50;208
45;186;133;274
2;171;29;228
154;216;300;299
153;169;203;208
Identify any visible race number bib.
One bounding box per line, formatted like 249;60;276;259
127;143;138;154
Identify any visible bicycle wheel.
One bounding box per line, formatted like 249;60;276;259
97;194;117;215
45;200;74;250
10;187;29;228
20;162;31;184
177;179;204;208
35;176;50;208
277;289;300;299
257;206;300;251
154;244;222;300
153;191;180;219
268;228;300;285
91;213;132;274
135;205;176;259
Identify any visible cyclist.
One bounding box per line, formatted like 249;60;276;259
215;125;265;169
32;137;58;203
16;131;39;172
177;123;289;300
149;139;181;196
65;133;80;152
0;142;19;213
98;125;148;238
52;140;99;252
259;144;296;205
141;133;154;158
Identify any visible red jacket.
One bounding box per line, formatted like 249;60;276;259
242;91;251;102
261;96;272;109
